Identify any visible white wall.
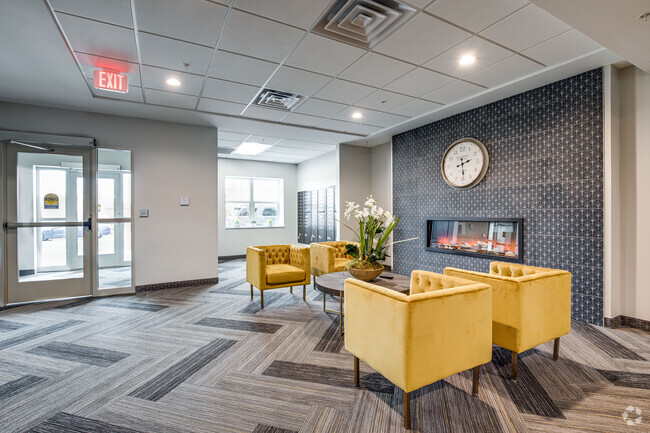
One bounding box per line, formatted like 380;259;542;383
296;150;338;192
338;144;372;241
619;65;650;322
218;158;297;256
0;101;218;295
369;141;393;266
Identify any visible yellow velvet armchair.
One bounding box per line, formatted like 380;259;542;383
444;261;571;380
246;245;310;308
310;241;357;286
345;270;492;429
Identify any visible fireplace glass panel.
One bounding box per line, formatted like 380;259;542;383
426;218;522;262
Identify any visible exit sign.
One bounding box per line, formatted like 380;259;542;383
93;69;128;93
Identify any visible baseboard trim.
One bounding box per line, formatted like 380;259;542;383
135;277;219;293
604;315;650;332
218;255;245;261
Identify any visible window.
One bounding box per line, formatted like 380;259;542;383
225;176;284;228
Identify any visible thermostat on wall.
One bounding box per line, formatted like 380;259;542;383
180;197;190;206
139;209;149;218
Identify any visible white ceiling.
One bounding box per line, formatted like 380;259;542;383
0;0;625;164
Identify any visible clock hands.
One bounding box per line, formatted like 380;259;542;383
456;157;472;177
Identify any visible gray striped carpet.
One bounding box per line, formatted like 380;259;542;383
0;259;648;432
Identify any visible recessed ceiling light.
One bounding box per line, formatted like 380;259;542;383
233;142;272;156
459;55;476;66
166;78;181;86
351;111;364;119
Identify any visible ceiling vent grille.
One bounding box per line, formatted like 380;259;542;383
253;89;304;112
314;0;416;49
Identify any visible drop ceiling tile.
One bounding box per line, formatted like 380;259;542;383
198;97;246;115
209;51;278;86
141;65;204;95
77;53;141;86
202;78;259;104
86;80;143;102
384;68;455;97
285;33;366;77
374;13;471;65
403;0;434;8
50;0;133;27
144;89;197;109
426;0;527;33
267;66;331;97
332;107;382;123
464;56;543;88
421;79;484;104
355;90;413;112
340;53;416;88
317;119;382;135
247;135;284;145
313;80;376;105
57;13;137;62
218;140;242;149
134;0;227;46
139;33;214;75
423;36;512;78
522;29;602;67
220;10;305;63
479;4;572;52
243;106;289;121
390;99;442;117
270;146;322;156
364;112;409;128
219;131;251;141
279;139;336;152
282;113;326;127
294;98;347;117
234;0;332;30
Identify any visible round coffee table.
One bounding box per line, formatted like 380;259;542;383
315;271;411;335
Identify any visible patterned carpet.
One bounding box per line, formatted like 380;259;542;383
0;259;648;432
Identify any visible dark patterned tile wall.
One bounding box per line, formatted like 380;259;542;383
392;68;604;325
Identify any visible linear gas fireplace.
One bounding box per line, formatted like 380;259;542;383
426;218;523;263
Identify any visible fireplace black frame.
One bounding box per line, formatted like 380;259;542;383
425;217;524;263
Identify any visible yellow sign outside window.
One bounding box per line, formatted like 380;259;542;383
44;193;60;209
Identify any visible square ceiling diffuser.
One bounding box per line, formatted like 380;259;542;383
314;0;416;49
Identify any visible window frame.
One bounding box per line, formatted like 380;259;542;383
224;176;284;229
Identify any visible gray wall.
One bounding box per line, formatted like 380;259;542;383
392;69;604;325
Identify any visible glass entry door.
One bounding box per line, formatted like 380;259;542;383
4;142;93;303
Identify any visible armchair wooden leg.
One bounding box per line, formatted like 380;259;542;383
250;284;253;300
313;276;316;290
260;291;264;309
511;352;518;381
354;356;359;387
553;337;560;361
403;390;411;429
290;287;293;294
472;366;480;396
303;285;306;301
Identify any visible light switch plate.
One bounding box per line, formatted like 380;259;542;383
180;197;190;206
139;209;149;218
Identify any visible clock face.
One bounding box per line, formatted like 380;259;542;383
441;139;489;189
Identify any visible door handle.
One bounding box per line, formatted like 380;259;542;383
83;217;92;231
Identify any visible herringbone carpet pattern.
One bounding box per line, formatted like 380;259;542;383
0;259;648;432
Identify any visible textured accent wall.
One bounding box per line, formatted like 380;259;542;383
392;69;604;325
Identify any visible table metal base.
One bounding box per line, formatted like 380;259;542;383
323;292;343;336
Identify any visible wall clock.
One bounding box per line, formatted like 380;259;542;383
441;138;489;189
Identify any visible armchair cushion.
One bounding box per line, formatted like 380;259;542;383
266;264;306;285
334;258;352;271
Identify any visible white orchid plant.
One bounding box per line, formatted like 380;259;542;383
343;196;407;270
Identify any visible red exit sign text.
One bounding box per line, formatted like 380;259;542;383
93;69;128;93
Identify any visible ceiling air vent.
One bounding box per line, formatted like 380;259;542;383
217;147;234;155
253;89;304;112
314;0;416;49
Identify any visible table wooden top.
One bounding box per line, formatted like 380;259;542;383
315;271;411;297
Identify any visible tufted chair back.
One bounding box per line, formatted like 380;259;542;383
259;245;291;265
489;262;550;279
410;270;477;295
320;241;355;259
